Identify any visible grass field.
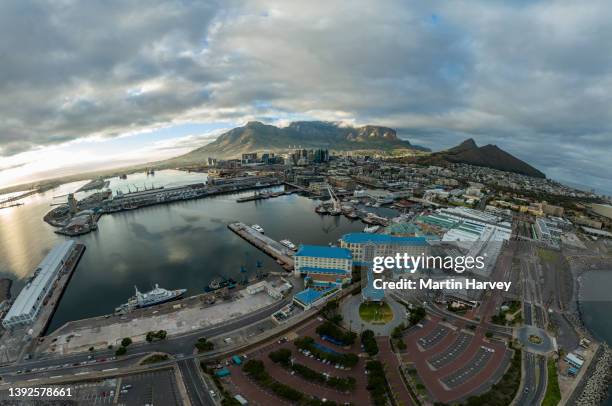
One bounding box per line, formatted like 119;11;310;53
359;302;394;324
542;358;561;406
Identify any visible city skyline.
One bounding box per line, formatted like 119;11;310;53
1;0;612;194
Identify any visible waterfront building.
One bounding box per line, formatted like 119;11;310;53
294;245;353;276
2;240;76;329
340;233;428;266
293;245;353;281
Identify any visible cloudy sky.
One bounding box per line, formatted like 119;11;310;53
0;0;611;193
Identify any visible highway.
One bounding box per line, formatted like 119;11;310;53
534;355;547;405
0;296;291;384
516;352;536;406
178;358;215;406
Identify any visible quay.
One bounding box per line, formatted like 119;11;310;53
227;222;294;271
0;241;85;363
236;189;297;203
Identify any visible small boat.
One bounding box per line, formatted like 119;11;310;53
251;224;264;233
280;239;297;250
315;205;329;214
205;277;237;292
364;225;380;233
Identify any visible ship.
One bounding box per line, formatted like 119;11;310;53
280;239;297;250
115;284;186;313
204;277;237;292
251;224;264;233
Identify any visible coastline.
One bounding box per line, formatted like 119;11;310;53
572;270;612;405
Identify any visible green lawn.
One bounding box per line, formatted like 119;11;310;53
359;302;394;324
542;358;561;406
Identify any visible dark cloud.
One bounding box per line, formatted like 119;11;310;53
0;0;611;192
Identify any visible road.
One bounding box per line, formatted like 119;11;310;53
0;296;291;384
178;358;215;406
516;352;536;406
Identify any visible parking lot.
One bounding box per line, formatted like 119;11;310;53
428;332;473;370
441;346;494;389
418;325;449;350
116;369;181;406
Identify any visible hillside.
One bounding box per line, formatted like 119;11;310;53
439;138;546;178
165;121;428;164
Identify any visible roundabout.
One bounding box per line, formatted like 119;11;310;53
340;295;406;335
358;301;394;324
517;325;555;354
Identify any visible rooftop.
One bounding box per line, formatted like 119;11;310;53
342;233;428;245
4;240;75;321
295;245;352;260
294;287;336;305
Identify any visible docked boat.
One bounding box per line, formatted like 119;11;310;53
204;277;237;292
329;207;341;216
251;224;264;233
280;239;297;250
115;284;186;313
364;225;380;233
315;205;329;214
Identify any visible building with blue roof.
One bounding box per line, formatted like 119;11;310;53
340;233;428;265
294;245;352;277
293;287;339;310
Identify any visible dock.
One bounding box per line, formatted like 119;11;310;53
228;223;294;271
236;190;298;203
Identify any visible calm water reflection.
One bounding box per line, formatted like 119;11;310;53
0;170;364;331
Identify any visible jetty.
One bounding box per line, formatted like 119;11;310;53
227;222;294;271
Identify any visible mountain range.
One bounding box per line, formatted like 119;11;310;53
164;120;545;178
167;121;427;163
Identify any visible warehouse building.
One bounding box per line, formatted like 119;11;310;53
2;240;76;329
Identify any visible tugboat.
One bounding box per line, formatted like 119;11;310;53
115;284;186;313
251;224;264;233
204;277;237;292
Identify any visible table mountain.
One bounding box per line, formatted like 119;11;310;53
168;121;427;163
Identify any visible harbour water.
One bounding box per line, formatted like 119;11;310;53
0;170;364;332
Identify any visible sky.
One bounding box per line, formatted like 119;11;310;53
0;0;611;193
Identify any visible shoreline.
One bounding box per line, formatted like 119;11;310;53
572;270;612;405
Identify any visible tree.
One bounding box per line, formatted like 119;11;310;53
360;330;379;356
409;306;426;326
121;337;133;347
195;337;214;352
115;346;127;356
88;346;94;352
269;348;292;365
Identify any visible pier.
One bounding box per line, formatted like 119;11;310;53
227;222;294;271
236;189;297;203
